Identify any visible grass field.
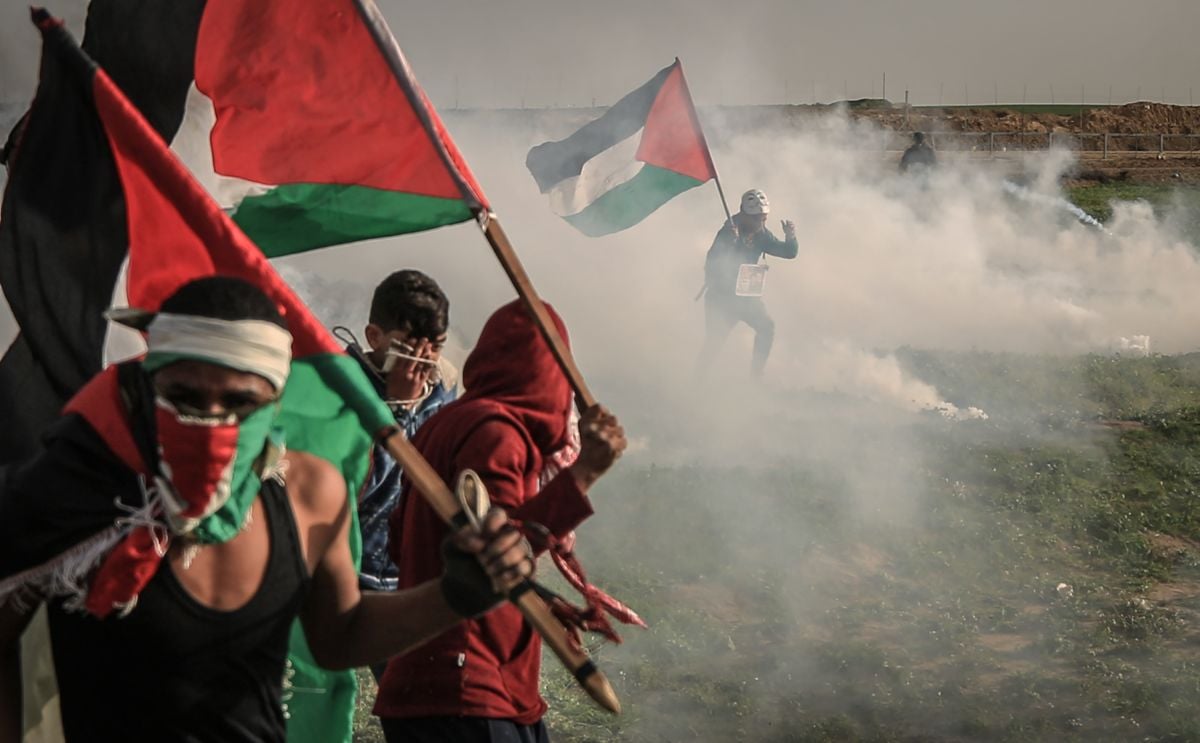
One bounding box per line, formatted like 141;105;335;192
353;350;1200;742
529;352;1200;742
1067;183;1200;226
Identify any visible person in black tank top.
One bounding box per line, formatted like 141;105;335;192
0;277;544;743
48;479;307;742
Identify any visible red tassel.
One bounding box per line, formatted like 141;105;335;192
85;526;167;618
515;519;646;647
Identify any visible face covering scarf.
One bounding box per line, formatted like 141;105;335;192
82;312;292;617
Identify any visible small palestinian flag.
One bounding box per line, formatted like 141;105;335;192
526;59;717;237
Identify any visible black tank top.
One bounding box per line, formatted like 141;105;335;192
47;479;310;743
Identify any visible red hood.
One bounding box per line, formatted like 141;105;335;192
459;300;572;454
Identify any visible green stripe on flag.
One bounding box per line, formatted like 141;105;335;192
233;183;476;257
273;353;394;743
562;164;703;237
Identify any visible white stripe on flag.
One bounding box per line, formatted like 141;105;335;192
0;284;16;358
547;129;644;217
0;139;14;357
170;84;272;209
102;257;146;367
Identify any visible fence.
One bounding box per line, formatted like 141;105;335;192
885;132;1200;159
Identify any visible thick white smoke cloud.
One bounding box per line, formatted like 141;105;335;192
279;107;1199;471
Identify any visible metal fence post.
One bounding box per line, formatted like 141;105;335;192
989;132;995;158
1103;133;1109;159
1160;134;1165;155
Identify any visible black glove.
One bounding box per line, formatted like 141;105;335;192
439;536;506;618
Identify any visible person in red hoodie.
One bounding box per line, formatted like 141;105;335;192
374;300;627;743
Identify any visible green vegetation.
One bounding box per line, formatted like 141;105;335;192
1068;183;1200;227
536;352;1200;741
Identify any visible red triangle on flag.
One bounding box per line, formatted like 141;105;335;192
635;61;717;183
92;65;338;360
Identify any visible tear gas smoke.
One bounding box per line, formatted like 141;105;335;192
1001;179;1109;233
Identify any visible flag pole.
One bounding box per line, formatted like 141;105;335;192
354;0;615;709
674;58;733;225
354;0;594;408
713;176;734;225
479;213;595;406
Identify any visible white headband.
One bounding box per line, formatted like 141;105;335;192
142;313;293;391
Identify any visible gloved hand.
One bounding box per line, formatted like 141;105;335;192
440;508;534;618
782;219;797;239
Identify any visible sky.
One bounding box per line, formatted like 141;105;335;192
1;0;1199;107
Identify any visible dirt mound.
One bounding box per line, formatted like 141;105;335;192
862;102;1200;136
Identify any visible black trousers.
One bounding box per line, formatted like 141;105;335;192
701;295;776;376
381;716;550;743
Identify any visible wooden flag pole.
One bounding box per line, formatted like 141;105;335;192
713;176;734;225
352;0;619;712
669;58;732;225
381;429;620;714
479;213;597;408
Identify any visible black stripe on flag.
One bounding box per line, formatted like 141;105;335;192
79;0;206;139
525;62;676;193
0;2;201;465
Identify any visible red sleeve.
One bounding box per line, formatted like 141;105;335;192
453;420;528;511
511;470;593;538
454;420;593;542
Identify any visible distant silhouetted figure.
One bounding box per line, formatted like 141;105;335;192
900;131;937;173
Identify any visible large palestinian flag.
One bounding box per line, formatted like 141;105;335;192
178;0;488;256
0;3;484;742
526;59;717;237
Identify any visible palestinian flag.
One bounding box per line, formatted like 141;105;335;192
174;0;488;257
2;9;418;743
526;59;717;237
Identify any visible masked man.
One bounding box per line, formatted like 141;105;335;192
0;277;532;743
374;300;628;743
699;188;798;377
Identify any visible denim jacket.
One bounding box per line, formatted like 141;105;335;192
350;345;458;591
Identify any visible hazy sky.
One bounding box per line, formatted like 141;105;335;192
1;0;1198;107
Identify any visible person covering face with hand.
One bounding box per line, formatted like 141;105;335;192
340;270;460;602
